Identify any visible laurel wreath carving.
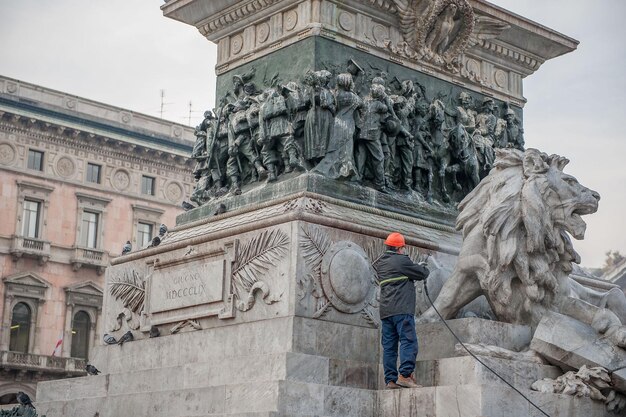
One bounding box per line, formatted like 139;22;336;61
109;269;145;314
232;229;289;305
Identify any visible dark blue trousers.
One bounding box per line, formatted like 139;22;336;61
381;314;418;384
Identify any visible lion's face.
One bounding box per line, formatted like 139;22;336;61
522;151;600;240
545;168;600;240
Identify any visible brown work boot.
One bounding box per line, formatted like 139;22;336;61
396;374;421;388
385;381;401;390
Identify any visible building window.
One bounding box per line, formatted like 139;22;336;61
86;163;101;184
27;150;44;171
80;211;99;248
22;199;41;238
70;311;91;359
137;222;153;247
141;176;155;196
9;302;31;353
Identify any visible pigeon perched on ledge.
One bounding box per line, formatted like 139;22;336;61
117;330;134;346
122;240;132;255
158;223;168;237
85;364;101;375
214;203;227;216
149;325;160;338
182;201;195;211
17;391;34;408
103;333;117;345
149;236;161;248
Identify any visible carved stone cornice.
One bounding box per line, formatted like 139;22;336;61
364;0;398;13
198;0;285;37
0;115;193;174
475;38;543;72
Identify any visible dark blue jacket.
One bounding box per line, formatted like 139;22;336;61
377;251;429;319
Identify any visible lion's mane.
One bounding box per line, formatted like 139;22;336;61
456;148;579;314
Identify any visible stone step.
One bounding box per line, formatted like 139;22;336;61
42;350;377;403
412;356;562;390
37;380;376;417
377;384;611;417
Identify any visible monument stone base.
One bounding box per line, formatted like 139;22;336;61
34;180;613;416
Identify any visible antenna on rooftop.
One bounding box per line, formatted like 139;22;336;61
184;100;201;126
159;90;173;119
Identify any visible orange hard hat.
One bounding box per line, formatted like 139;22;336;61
384;232;405;247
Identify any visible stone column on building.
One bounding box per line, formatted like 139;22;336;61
0;294;14;350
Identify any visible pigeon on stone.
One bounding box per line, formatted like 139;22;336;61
117;330;134;346
158;223;168;237
17;391;34;408
149;236;161;248
122;240;132;255
149;325;160;338
182;201;195;211
103;333;117;345
214;203;227;216
85;364;101;375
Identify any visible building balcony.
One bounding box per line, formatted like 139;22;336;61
0;351;86;376
70;247;109;275
9;235;51;264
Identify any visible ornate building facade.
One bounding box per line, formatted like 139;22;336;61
0;75;195;404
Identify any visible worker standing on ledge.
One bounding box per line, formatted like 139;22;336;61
377;232;430;389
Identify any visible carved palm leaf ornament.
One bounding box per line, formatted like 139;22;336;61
299;224;332;316
232;229;289;310
300;224;331;278
109;269;145;314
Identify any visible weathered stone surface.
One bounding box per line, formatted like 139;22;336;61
532;311;626;392
36;375;108;402
292;317;380;363
414;318;532;361
427;356;560;388
378;385;611;417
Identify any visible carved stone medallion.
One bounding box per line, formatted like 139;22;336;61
231;34;244;55
0;142;16;165
6;82;17;94
257;22;270;44
284;10;298;31
320;241;376;314
112;169;131;191
56;156;76;178
338;12;355;32
373;24;388;43
494;69;508;88
165;182;183;203
120;111;132;124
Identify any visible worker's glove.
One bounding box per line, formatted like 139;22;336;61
418;261;428;268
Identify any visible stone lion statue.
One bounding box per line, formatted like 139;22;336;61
420;148;626;348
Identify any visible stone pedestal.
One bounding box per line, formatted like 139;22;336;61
35;176;457;417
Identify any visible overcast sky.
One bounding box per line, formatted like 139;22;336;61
0;1;624;269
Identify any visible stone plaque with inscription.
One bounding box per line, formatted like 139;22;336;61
144;247;236;326
149;259;224;313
